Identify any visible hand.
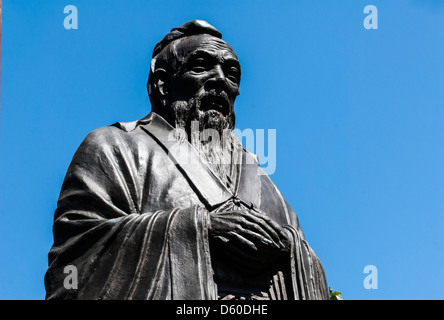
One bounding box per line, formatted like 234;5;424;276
208;209;290;272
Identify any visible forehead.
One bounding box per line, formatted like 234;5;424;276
173;35;238;62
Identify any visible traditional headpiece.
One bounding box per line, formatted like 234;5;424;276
152;20;222;58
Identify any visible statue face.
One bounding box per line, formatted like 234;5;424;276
167;35;241;119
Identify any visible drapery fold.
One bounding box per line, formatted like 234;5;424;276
46;206;217;300
45;113;328;300
284;225;328;300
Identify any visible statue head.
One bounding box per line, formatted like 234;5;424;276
147;20;241;135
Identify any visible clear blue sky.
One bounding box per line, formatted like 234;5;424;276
1;0;443;300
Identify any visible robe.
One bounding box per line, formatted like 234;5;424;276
44;112;329;300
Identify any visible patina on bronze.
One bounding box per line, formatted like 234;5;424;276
45;20;329;300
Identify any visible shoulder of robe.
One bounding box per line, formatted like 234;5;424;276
111;113;152;133
78;115;153;151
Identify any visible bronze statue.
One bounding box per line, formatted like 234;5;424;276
45;20;328;300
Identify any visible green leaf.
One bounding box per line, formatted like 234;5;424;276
329;287;343;300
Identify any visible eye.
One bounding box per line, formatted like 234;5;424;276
189;58;208;73
226;66;240;83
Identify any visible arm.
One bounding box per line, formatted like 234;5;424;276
45;127;216;299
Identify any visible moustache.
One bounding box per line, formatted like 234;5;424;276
196;90;231;116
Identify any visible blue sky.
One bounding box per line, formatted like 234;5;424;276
1;0;443;299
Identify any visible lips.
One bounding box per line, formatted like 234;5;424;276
200;94;230;115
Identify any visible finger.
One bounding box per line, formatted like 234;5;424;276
227;231;258;251
214;214;281;247
247;209;286;235
245;210;290;248
235;211;285;248
225;231;275;264
229;229;280;251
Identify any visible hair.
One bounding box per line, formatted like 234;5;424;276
147;20;224;112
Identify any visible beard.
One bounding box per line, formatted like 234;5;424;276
168;91;238;187
169;90;235;134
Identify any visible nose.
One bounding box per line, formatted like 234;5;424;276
213;64;226;81
206;64;229;91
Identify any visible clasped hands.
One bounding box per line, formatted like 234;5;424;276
208;209;291;272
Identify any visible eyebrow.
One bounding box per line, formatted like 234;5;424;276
185;49;240;69
186;50;216;63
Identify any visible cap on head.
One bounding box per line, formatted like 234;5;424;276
152;20;222;58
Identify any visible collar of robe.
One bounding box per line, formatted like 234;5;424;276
116;112;263;212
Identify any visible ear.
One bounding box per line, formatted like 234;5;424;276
153;68;170;105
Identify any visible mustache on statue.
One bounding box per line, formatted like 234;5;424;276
197;90;231;116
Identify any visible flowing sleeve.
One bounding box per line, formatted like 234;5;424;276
44;127;216;300
282;200;329;300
